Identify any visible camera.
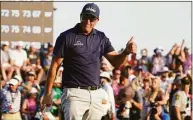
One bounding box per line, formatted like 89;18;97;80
150;102;158;115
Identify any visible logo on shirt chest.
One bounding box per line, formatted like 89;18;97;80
74;41;83;46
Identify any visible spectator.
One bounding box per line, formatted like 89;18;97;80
138;48;150;72
139;78;151;120
100;72;116;120
111;68;121;99
42;44;53;74
131;66;143;91
159;66;171;93
22;71;36;93
50;77;62;120
26;43;44;83
0;42;14;81
147;77;170;120
171;77;191;120
117;85;143;120
21;87;38;120
151;47;167;75
0;78;22;120
11;41;28;77
183;47;192;74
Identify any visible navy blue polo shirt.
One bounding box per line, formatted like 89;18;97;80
53;23;114;87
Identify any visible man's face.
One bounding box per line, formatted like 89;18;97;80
161;72;168;79
9;84;18;92
80;14;99;33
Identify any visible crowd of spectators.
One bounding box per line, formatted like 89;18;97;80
0;40;192;120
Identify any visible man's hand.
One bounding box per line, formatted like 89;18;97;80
40;95;52;111
123;36;137;55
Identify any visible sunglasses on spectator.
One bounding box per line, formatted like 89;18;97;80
81;14;98;22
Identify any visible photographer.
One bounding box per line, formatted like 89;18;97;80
146;77;170;120
117;85;142;120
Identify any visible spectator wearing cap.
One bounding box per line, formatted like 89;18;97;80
131;66;144;91
151;47;167;75
159;66;171;93
22;71;36;93
26;43;44;83
100;72;116;120
11;41;28;77
21;87;38;120
125;65;136;83
0;41;14;82
138;48;150;72
41;2;137;120
0;78;22;120
171;77;191;120
101;57;113;76
169;74;182;109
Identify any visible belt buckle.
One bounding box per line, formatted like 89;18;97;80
88;86;91;90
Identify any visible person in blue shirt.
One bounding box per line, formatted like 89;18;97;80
41;3;137;120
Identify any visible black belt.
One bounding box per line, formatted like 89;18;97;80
65;85;101;90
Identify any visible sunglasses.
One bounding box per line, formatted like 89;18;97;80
81;14;98;22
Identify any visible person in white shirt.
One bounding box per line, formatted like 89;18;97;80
0;78;22;120
100;72;116;120
11;41;28;77
0;42;14;82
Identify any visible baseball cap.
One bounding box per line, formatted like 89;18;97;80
29;87;38;94
134;66;143;71
16;41;23;46
13;75;23;82
154;47;163;54
27;71;36;78
160;66;169;73
8;79;19;86
100;72;111;81
81;3;100;18
2;41;9;46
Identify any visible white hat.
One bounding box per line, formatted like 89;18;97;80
13;75;22;82
29;87;38;94
16;41;23;46
8;79;19;86
2;41;9;46
100;72;111;81
160;66;169;73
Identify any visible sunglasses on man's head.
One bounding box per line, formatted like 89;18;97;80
81;14;98;22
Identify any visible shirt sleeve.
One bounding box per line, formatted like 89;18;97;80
103;34;115;54
172;92;181;108
53;33;67;58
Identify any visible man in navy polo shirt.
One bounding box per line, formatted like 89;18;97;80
42;3;137;120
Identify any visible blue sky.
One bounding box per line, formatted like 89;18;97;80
53;2;191;57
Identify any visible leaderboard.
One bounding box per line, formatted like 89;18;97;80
1;2;53;43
